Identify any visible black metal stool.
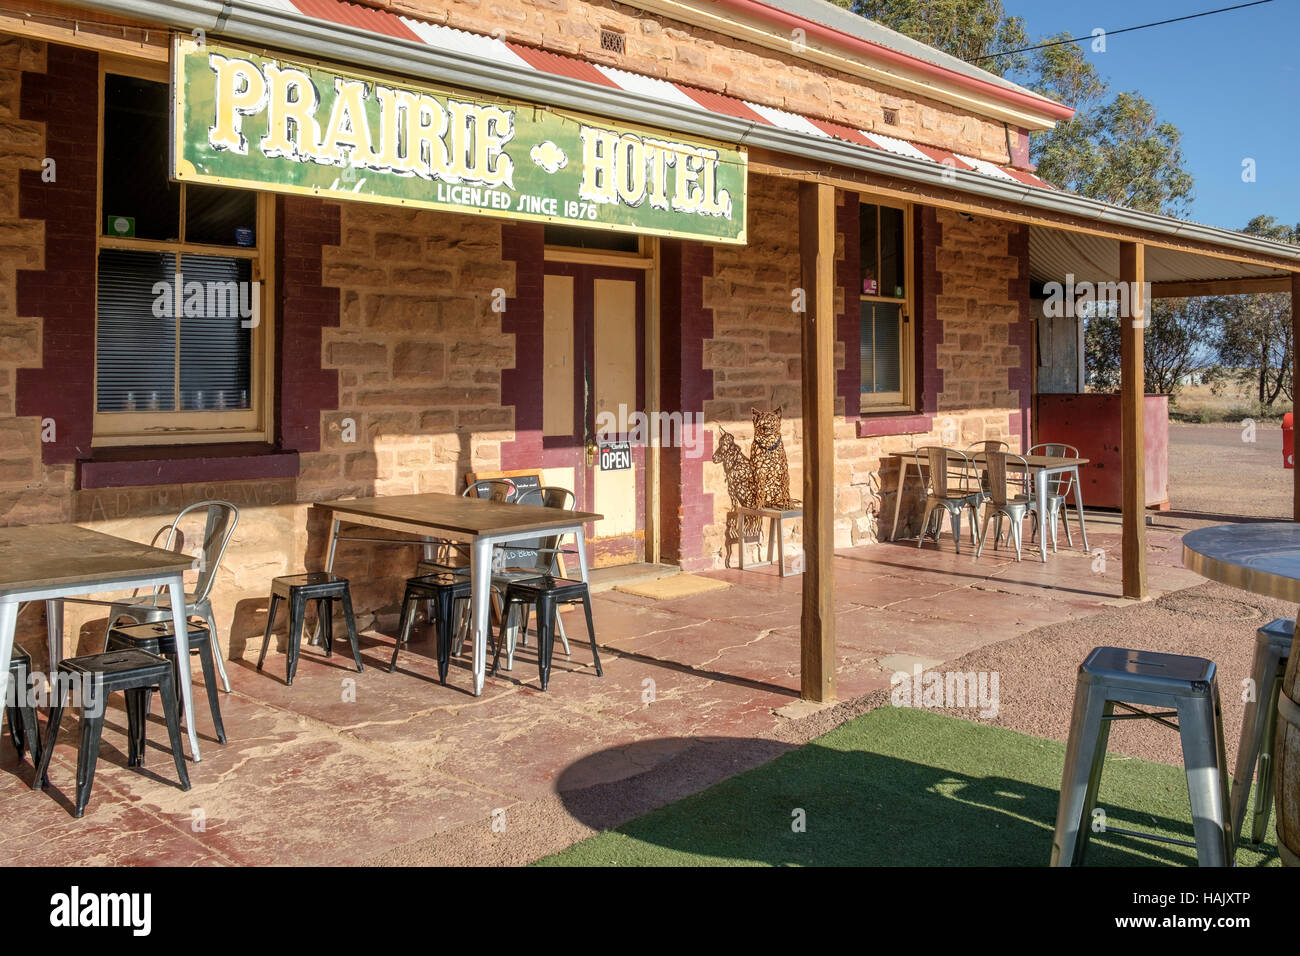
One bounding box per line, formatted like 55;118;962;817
492;576;602;691
34;648;190;818
258;573;364;686
392;574;473;684
107;621;226;745
6;644;46;788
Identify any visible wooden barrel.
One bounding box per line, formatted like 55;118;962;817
1275;634;1300;866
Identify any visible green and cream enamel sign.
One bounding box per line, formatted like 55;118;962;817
171;38;747;243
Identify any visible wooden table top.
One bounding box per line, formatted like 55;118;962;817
890;451;1089;469
319;493;603;537
1183;522;1300;604
0;524;195;596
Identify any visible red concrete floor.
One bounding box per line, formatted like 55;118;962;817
0;518;1203;865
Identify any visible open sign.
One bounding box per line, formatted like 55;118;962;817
599;442;632;471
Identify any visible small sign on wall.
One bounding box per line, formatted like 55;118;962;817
599;442;632;472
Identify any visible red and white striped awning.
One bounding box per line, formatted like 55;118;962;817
245;0;1052;190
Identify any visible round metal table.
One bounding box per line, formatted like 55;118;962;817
1182;521;1300;866
1183;522;1300;604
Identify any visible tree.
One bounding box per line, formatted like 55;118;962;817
834;4;1196;216
831;0;1028;77
1084;296;1225;398
1217;216;1298;406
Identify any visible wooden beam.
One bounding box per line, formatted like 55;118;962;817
751;156;1300;276
0;6;169;61
798;181;837;703
1120;241;1148;600
1152;276;1292;298
1294;273;1300;522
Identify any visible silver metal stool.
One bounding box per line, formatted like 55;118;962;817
1231;617;1292;846
1051;646;1233;867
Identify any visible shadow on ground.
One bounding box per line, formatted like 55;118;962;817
543;708;1279;867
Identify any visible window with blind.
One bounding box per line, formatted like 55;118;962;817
94;71;271;445
859;201;912;409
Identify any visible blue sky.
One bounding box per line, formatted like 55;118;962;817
1009;0;1298;230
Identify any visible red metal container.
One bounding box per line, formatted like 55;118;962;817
1034;393;1170;510
1284;412;1294;469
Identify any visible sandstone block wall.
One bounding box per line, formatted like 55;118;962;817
367;0;1022;165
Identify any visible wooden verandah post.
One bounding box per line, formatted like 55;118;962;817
1120;241;1148;600
1294;273;1300;521
798;181;836;702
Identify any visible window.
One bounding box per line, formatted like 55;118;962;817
859;200;912;409
94;68;273;445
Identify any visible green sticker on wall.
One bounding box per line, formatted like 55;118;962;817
106;215;136;237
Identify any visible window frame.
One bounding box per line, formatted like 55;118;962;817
92;55;276;448
858;195;915;413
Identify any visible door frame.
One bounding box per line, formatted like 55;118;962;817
543;240;660;567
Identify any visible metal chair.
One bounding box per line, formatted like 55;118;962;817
915;446;984;554
974;451;1034;561
1051;646;1232;867
1027;442;1081;553
490;486;579;667
1231;617;1292;847
416;479;515;577
93;500;239;693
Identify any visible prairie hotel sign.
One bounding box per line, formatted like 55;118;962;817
171;38;748;243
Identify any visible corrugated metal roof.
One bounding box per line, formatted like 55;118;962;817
80;0;1296;277
1030;228;1287;285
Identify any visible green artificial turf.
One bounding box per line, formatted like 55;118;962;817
537;706;1280;867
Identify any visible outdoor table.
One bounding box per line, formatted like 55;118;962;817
315;494;602;696
887;450;1090;562
1182;521;1300;865
0;524;203;761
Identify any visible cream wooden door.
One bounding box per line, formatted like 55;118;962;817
542;262;645;568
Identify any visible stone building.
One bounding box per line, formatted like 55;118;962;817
0;0;1296;695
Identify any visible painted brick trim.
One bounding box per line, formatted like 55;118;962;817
660;239;715;572
276;195;341;453
78;446;299;489
1007;222;1033;449
916;205;942;416
498;221;551;472
15;44;98;464
856;413;933;438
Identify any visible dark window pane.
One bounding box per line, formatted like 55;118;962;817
97;250;176;411
544;224;639;253
860;301;874;394
861;300;902;395
102;74;179;241
873;301;902;393
859;203;879;296
178;255;253;410
880;205;906;299
186;183;258;247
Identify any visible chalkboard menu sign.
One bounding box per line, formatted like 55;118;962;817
466;470;547;570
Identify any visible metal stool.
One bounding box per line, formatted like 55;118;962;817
257;573;363;686
1051;646;1232;867
392;573;473;683
34;649;190;818
492;576;602;691
107;621;226;745
1231;617;1292;846
6;644;46;789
